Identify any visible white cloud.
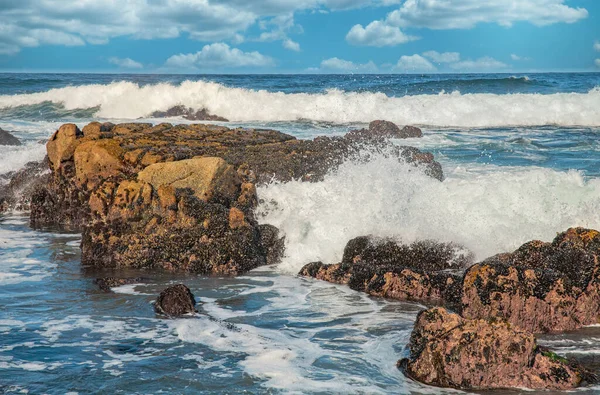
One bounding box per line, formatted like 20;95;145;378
346;20;417;47
0;0;402;54
109;57;143;69
165;43;274;70
387;0;588;29
511;54;521;61
595;59;600;68
395;54;436;72
283;39;301;52
319;57;379;73
449;56;509;71
422;50;460;63
594;41;600;52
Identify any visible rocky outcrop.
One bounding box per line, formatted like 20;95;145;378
300;236;473;305
346;121;423;140
154;284;197;317
400;307;595;390
0;159;50;213
95;277;143;292
151;105;229;122
29;122;441;275
0;128;22;146
460;228;600;333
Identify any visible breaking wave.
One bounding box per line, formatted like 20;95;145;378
0;80;598;127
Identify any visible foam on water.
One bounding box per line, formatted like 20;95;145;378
257;155;600;273
0;81;599;127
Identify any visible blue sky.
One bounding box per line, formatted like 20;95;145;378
0;0;599;73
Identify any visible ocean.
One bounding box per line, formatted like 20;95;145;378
1;72;600;394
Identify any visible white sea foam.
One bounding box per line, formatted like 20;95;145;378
257;155;600;273
0;80;599;127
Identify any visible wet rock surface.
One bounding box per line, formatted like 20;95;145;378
0;159;50;213
460;228;600;333
95;277;144;292
400;307;596;391
300;236;472;305
0;128;22;146
154;284;197;317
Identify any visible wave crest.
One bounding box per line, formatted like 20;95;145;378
0;80;599;127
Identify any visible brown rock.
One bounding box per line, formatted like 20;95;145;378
74;139;125;189
400;307;595;390
46;124;83;171
154;284;197;317
138;157;240;204
460;228;600;333
300;236;472;305
0;159;50;212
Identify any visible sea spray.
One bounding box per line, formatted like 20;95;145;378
257;154;600;273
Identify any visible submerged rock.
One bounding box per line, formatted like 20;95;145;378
400;307;595;391
460;228;600;333
346;120;423;140
300;236;472;305
151;105;229;122
95;277;143;292
154;284;197;317
0;128;22;146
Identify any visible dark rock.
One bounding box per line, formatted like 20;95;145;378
0;158;50;213
460;228;600;333
154;284;197;317
258;224;286;266
95;277;143;292
300;236;473;305
0;128;22;146
151;105;229;122
346;121;423;140
400;307;595;390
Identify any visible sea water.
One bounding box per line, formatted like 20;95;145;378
1;73;600;394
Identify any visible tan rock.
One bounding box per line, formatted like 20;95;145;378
74;139;125;190
46;124;83;171
82;122;102;139
138;157;240;203
229;207;248;229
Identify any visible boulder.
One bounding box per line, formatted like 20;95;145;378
46;124;83;171
460;228;600;333
0;128;22;146
300;236;472;305
399;307;595;391
154;284;197;317
137;157;240;204
74;139;125;189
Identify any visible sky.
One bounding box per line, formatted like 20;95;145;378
0;0;599;73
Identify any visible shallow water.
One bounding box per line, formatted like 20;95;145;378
1;73;600;393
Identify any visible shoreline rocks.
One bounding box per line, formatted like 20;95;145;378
28;121;440;275
300;236;473;306
460;228;600;334
399;307;596;390
0;159;50;213
95;277;143;292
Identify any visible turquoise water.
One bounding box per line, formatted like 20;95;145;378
1;73;600;394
